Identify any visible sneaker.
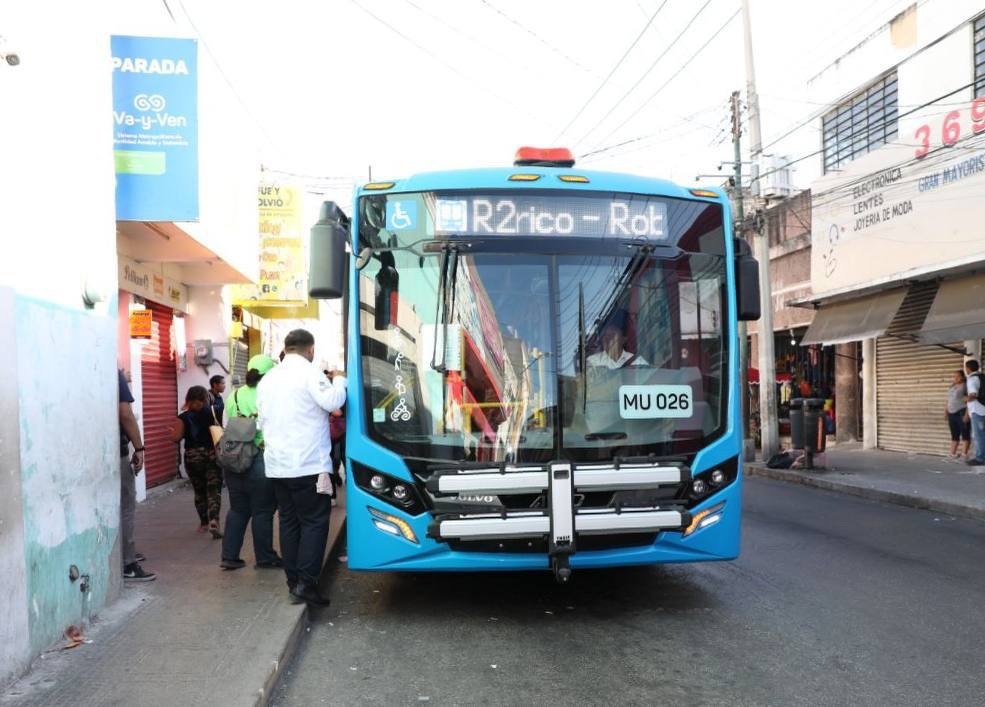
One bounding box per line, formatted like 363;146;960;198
123;562;156;582
967;458;985;466
220;558;246;571
135;552;146;562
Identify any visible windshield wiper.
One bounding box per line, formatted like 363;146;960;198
578;282;587;414
430;245;460;432
430;245;451;372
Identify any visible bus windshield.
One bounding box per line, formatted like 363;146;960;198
357;190;728;467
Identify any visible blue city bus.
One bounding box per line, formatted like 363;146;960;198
309;147;760;582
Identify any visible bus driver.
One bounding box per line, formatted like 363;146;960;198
586;310;648;370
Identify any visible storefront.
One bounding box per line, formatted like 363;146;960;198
118;256;189;487
805;98;985;456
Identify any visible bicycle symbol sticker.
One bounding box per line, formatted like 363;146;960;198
386;200;418;231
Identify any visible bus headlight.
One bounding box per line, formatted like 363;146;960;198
368;506;419;543
688;457;739;502
352;462;426;515
683;502;726;537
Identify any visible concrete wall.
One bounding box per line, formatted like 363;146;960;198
0;288;30;682
178;285;234;406
0;3;121;684
835;342;861;443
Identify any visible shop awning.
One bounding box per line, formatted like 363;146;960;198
918;274;985;344
800;288;907;346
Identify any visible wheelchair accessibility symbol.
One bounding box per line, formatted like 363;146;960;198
386;200;417;231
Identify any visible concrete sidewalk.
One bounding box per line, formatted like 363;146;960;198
1;480;345;707
747;442;985;522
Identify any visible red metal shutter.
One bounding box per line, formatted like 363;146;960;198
141;301;179;487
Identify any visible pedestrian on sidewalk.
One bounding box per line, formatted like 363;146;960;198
206;374;226;426
947;369;971;459
118;368;156;581
219;354;283;571
965;359;985;466
172;385;224;538
257;329;347;606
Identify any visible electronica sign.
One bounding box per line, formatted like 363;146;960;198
431;195;667;239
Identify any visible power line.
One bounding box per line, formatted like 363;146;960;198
578;104;729;162
552;0;670;143
752;79;980;187
477;0;597;76
161;0;176;22
402;0;532;73
175;0;279;152
587;8;741;152
349;0;550;126
573;0;715;149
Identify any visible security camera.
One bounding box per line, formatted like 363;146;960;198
0;35;20;66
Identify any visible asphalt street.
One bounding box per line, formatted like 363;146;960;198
272;477;985;706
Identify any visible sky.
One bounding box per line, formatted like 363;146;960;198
130;0;924;203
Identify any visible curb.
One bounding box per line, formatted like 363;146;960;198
257;514;347;707
746;463;985;522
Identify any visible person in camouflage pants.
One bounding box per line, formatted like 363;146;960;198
185;447;222;528
172;386;223;538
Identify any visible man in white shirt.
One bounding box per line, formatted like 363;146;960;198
965;359;985;465
257;329;346;605
585;311;648;370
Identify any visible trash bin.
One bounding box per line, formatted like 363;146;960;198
803;398;826;454
789;398;805;449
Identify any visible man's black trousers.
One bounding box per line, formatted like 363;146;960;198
271;475;332;589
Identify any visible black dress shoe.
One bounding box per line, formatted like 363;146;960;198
289;583;331;606
255;557;284;569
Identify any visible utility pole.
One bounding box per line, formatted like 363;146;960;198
730;91;752;455
741;0;778;460
730;91;744;224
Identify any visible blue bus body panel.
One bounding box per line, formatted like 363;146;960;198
344;166;741;572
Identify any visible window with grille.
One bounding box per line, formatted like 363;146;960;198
975;15;985;97
822;72;898;173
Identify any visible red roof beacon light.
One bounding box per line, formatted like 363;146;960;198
513;146;575;168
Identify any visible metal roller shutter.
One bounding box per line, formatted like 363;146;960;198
141;301;179;487
877;283;962;456
231;340;248;388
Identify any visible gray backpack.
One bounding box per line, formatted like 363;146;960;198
215;389;258;474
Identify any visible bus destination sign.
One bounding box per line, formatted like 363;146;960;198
426;195;668;239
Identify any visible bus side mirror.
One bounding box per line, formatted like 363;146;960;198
310;201;349;299
734;238;761;321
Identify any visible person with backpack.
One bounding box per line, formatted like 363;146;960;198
965;359;985;466
217;354;282;570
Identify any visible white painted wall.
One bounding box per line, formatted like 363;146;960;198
0;1;121;684
178;285;233;408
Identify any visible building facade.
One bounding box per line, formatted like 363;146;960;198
792;2;985;455
0;1;264;684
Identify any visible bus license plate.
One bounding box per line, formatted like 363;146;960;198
618;385;693;419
